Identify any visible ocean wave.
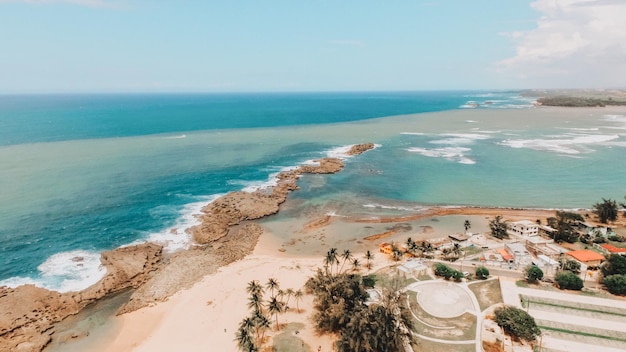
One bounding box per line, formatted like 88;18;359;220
0;250;106;293
498;134;620;154
325;143;381;159
406;146;476;164
163;134;187;139
143;194;223;252
362;203;428;212
429;133;491;146
400;132;426;136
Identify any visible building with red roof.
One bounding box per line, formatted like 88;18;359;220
566;249;605;267
598;243;626;256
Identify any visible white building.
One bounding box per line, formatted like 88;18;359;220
509;220;539;238
505;242;533;266
397;260;428;277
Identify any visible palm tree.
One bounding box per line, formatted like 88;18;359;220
252;310;270;343
294;289;303;313
351;258;361;272
247;292;264;313
235;327;256;352
265;277;279;297
284;288;295;307
266;296;285;331
324;248;339;274
338;249;353;273
246;280;264;297
364;250;374;271
464;220;471;233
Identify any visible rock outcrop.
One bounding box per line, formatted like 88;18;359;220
0;242;163;352
0;143;375;352
190;144;375;245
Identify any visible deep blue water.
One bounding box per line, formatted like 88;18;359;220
0;92;478;146
0;91;549;291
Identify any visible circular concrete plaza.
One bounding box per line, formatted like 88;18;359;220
414;281;474;318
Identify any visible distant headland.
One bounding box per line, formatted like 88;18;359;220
522;89;626;107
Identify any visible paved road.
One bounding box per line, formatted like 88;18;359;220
432;259;524;280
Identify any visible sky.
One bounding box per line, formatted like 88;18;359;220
0;0;625;93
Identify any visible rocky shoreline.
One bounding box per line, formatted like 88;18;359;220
0;143;374;352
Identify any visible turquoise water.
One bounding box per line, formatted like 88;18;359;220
1;91;624;292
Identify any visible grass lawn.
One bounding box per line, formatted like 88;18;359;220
468;278;504;312
372;266;417;290
412;338;475;352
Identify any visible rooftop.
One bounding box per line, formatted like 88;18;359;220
600;244;626;253
567;249;606;263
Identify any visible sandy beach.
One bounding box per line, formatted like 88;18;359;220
70;204;580;352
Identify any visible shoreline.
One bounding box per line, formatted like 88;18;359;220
0;144;375;352
3;104;626;351
85;205;612;352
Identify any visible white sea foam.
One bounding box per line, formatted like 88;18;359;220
400;132;426;136
163;134;187;139
144;194;223;252
499;134;620;155
362;203;428;212
325;143;381;159
406;146;476;164
0;250;106;293
429;133;490;145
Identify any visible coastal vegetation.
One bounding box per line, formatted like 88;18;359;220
489;215;509;239
593;198;619;224
306;249;416;352
524;266;544;284
546;211;584;243
433;262;464;281
236;278;302;351
494;306;541;342
475;266;490;280
554;271;584;291
601;254;626;295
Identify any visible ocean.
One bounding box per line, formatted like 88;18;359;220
0;91;624;292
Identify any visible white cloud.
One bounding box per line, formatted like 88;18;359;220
499;0;626;88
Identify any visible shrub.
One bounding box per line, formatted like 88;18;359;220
601;254;626;277
475;266;490;280
603;274;626;295
494;305;541;342
524;266;543;283
554;271;583;290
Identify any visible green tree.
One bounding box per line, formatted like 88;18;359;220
550;211;584;243
593;198;619;224
336;288;416;352
265;277;279;297
293;289;303;313
339;249;353;273
305;269;369;333
364;250;374;271
554;271;584;290
266;296;285;330
475;266;490;280
601;254;626;276
603;274;626;295
489;215;510;239
324;248;339;274
494;306;541;342
561;259;581;273
525;265;544;283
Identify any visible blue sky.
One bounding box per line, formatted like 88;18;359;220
1;0;625;93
